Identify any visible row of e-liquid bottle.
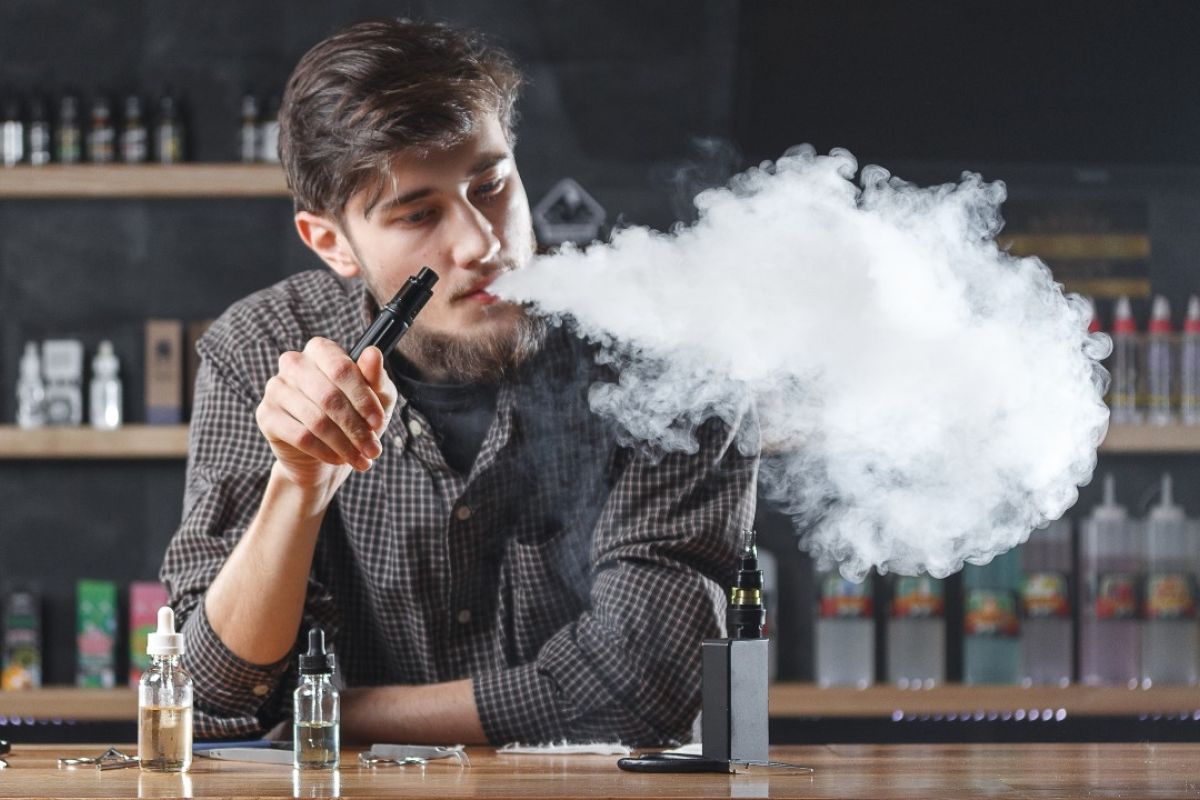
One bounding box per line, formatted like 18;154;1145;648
1101;294;1200;425
137;608;341;773
238;94;281;163
816;473;1200;687
0;92;185;166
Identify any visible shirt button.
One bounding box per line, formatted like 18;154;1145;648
454;504;472;521
456;609;472;625
407;419;424;437
391;434;403;448
252;684;270;697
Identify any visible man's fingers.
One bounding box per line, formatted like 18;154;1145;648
356;346;399;420
262;377;372;469
291;339;385;455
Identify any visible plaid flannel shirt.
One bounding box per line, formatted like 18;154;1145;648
160;269;758;745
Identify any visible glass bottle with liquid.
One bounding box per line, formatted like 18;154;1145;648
962;548;1022;684
138;606;193;772
1020;519;1073;687
1079;474;1141;686
1110;296;1139;424
1147;296;1174;426
886;575;945;687
1141;473;1198;686
1182;296;1200;425
815;569;874;688
294;628;339;770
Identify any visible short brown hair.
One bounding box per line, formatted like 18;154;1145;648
280;18;523;217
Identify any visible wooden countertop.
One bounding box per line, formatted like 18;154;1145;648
1;743;1199;799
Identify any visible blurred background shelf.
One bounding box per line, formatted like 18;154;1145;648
0;164;288;198
1097;423;1200;453
0;425;188;459
4;684;1200;722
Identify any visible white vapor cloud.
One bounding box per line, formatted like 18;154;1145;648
494;146;1110;580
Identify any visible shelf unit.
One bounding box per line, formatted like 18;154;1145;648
0;164;288;198
3;684;1199;722
0;425;188;459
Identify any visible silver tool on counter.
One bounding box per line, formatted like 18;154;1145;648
57;746;139;770
358;744;469;767
198;747;295;765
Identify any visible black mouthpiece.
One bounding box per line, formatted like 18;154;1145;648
349;267;439;360
298;627;335;675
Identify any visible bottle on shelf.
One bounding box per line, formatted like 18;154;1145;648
1141;473;1198;686
16;341;46;429
815;569;874;688
1079;473;1141;687
962;548;1022;685
27;95;51;166
1181;296;1200;425
1110;296;1139;424
239;93;259;163
258;95;280;163
56;93;82;164
87;95;115;163
138;606;193;773
120;95;148;164
886;574;944;687
294;628;340;770
1146;295;1173;426
1;96;23;167
1020;518;1073;687
89;340;123;430
155;92;184;164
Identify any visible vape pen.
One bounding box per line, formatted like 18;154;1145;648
348;267;438;360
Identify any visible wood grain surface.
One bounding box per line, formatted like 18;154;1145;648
0;743;1197;799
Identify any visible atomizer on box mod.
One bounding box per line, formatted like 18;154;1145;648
702;529;769;765
294;628;340;770
138;607;193;772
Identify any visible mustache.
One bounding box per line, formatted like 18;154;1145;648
447;261;522;301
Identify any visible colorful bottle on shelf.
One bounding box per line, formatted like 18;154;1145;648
815;569;874;688
1020;519;1073;687
1147;295;1173;426
963;548;1022;685
87;95;115;163
56;94;82;164
1110;296;1139;424
887;575;944;687
1181;296;1200;425
120;95;148;164
1;96;23;167
27;95;51;166
1079;474;1141;686
1141;473;1198;686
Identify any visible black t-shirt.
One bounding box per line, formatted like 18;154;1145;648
390;359;499;476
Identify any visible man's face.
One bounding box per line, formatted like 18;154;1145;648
324;113;539;381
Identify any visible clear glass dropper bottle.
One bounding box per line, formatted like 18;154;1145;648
138;606;193;772
294;628;340;770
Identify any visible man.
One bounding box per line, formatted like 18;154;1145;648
161;18;757;746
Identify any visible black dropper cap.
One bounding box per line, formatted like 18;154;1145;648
298;628;335;675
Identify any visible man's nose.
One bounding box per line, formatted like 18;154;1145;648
449;201;501;270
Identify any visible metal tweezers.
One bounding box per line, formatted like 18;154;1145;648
358;744;469;767
58;747;140;770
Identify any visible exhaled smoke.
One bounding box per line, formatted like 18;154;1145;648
494;146;1111;580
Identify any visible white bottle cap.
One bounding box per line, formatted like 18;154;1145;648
1089;473;1127;523
1188;295;1200;323
1151;295;1171;325
19;342;40;378
147;606;185;656
1149;472;1185;523
1114;296;1133;323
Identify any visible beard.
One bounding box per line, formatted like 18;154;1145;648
396;303;548;384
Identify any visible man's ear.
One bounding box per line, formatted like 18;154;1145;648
295;211;360;278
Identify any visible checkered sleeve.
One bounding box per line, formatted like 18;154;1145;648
474;412;759;746
160;326;334;739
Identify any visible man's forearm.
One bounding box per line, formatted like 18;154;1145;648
203;461;334;666
341;679;488;745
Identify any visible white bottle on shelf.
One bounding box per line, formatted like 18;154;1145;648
1020;519;1073;687
1181;296;1200;425
886;575;944;687
1147;295;1173;426
16;341;46;429
1141;473;1198;686
815;570;874;688
1079;474;1141;687
1110;296;1139;424
89;340;123;430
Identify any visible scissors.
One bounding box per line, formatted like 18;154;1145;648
58;747;140;770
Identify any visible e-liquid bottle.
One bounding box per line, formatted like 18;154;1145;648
155;93;184;164
1079;474;1140;686
1110;296;1139;424
962;548;1022;685
1;97;23;167
87;95;115;163
89;341;123;430
886;575;945;687
294;628;339;770
56;94;82;163
1020;519;1073;687
16;342;46;429
1141;473;1198;686
815;569;874;688
258;95;280;163
239;94;259;163
27;96;51;166
1181;296;1200;425
120;95;148;164
1147;296;1173;426
138;606;193;772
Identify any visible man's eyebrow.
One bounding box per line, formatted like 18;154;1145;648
373;153;510;217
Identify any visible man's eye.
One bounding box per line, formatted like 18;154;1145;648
400;209;434;224
475;178;505;198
